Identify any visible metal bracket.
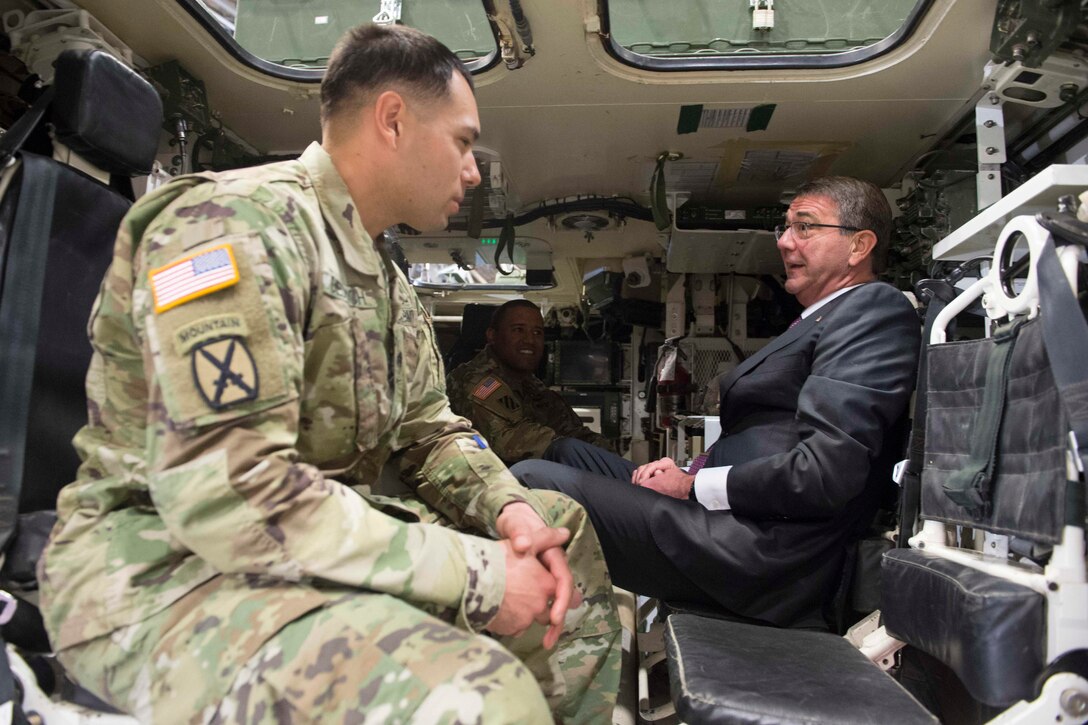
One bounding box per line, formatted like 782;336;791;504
665;274;686;339
983;531;1010;560
976;91;1005;210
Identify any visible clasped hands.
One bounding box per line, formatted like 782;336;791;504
631;457;694;499
488;501;582;649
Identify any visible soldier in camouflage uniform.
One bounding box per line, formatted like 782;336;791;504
447;301;615;465
38;24;620;723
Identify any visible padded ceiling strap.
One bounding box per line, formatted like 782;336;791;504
494;213;516;275
650;152;670;232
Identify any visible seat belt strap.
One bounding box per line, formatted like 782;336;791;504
0;153;59;552
897;282;951;546
1035;213;1088;495
0;88;53;164
941;317;1028;512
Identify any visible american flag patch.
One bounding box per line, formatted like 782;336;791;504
150;244;240;314
473;376;502;400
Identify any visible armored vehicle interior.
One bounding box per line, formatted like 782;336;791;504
0;0;1087;723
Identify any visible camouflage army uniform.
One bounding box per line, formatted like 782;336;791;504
447;347;615;465
38;142;620;723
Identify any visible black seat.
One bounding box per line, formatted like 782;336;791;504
444;302;498;371
881;279;1077;709
0;48;162;652
665;614;937;725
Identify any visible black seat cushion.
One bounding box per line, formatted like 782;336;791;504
881;547;1046;707
665;613;937;725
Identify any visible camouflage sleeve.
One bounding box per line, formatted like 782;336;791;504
454;378;560;465
135;185;504;632
393;293;549;534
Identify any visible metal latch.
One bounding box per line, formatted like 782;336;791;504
750;0;774;31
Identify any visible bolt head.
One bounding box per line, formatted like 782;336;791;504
1060;689;1088;717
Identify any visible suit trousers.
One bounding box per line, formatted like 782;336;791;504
514;438;727;610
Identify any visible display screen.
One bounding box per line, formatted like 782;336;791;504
555;341;614;386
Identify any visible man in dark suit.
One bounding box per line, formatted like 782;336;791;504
511;176;920;629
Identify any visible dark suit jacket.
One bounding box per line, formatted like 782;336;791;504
659;282;920;627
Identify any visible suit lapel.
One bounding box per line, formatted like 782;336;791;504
717;286;862;401
717;314;816;400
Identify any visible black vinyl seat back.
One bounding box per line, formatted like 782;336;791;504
921;317;1070;543
3;165;132;512
444;303;498;371
0;48;162;521
884;320;1063;707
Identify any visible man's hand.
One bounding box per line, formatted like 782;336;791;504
486;537;561;640
495;502;581;648
632;457;695;500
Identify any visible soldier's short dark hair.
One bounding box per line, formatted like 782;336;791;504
489;300;541;330
792;176;893;274
321;23;475;125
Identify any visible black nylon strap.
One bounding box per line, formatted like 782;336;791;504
494;213;516;275
941;317;1028;512
1034;212;1088;527
0;153;59;552
0;88;53;164
898;282;951;547
1035;220;1088;480
466;183;485;241
650;152;670;232
0;628;29;724
0;631;12;710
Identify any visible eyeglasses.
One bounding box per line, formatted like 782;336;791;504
773;221;862;241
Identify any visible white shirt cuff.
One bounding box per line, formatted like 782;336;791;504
692;466;731;510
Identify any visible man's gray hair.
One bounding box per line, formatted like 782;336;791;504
793;176;892;274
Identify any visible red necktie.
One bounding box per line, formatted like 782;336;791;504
688;451;710;475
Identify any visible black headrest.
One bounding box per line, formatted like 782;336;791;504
52;49;162;177
461;303;498;337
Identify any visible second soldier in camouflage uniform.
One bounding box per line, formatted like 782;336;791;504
39;24;620;724
447;300;615;465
